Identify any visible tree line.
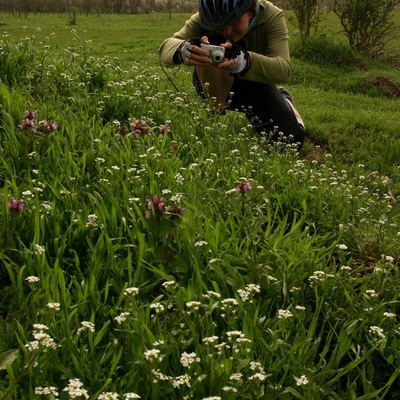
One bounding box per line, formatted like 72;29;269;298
1;0;398;56
0;0;197;15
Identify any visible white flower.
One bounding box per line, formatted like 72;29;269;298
221;298;239;307
203;336;219;344
86;214;98;228
202;290;221;299
35;386;59;396
63;378;89;399
383;255;395;263
151;368;170;382
33;323;49;331
308;270;335;286
172;374;191;388
369;326;386;339
186;301;202;310
47;302;61;310
124;287;139;297
180;351;199;367
150;303;164;314
229;372;243;381
144;349;162;361
278;309;293;319
383;312;396;319
237;284;260;302
25;276;40;283
295;375;309;386
194;240;208;247
97;392;119;400
77;321;95;334
226;330;245;339
35;244;46;255
222;386;238;392
248;373;266;381
337;244;348;250
250;361;265;372
26;324;58;352
114;312;130;325
124;394;141;399
162;280;176;288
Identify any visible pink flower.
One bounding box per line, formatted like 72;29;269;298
18;118;37;133
37;120;58;133
236;180;252;194
130;119;150;137
146;195;166;218
8;197;24;213
24;110;38;120
18;111;58;134
166;203;185;216
158;124;170;135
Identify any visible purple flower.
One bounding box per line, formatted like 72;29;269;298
130;119;150;137
8;197;24;213
236;180;252;194
118;125;127;136
166;203;185;216
158;124;170;135
37;120;58;133
18;111;58;134
18;118;37;133
24;110;38;120
145;195;166;218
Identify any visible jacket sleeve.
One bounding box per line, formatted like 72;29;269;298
242;6;292;84
158;13;203;65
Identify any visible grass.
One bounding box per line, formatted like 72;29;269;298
0;10;400;400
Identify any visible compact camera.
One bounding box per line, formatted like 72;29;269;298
200;44;226;64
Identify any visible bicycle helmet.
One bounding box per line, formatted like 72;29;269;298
199;0;255;31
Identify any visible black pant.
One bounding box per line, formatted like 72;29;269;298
193;70;305;148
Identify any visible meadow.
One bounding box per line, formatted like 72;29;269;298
0;10;400;400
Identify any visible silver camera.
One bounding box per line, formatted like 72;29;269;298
201;44;226;64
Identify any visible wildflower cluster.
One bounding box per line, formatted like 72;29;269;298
115;118;170;137
145;194;185;219
235;179;252;194
18;110;58;134
7;197;24;214
25;324;58;352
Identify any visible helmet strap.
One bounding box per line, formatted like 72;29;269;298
248;3;260;32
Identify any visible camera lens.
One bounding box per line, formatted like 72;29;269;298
212;51;224;63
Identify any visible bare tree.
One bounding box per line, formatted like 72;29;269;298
333;0;400;55
287;0;326;38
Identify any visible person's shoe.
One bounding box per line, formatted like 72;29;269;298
278;86;295;105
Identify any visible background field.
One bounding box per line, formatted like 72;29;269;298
2;10;400;179
1;9;400;400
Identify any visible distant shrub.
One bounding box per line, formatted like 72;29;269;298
291;35;368;68
333;0;400;56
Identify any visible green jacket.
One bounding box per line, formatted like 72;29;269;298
158;0;291;84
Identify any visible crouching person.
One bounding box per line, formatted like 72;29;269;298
159;0;306;149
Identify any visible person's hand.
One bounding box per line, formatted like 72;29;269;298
178;38;209;66
178;39;196;65
226;43;252;76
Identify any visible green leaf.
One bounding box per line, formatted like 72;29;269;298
0;349;18;370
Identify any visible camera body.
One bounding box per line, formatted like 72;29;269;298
200;44;226;64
